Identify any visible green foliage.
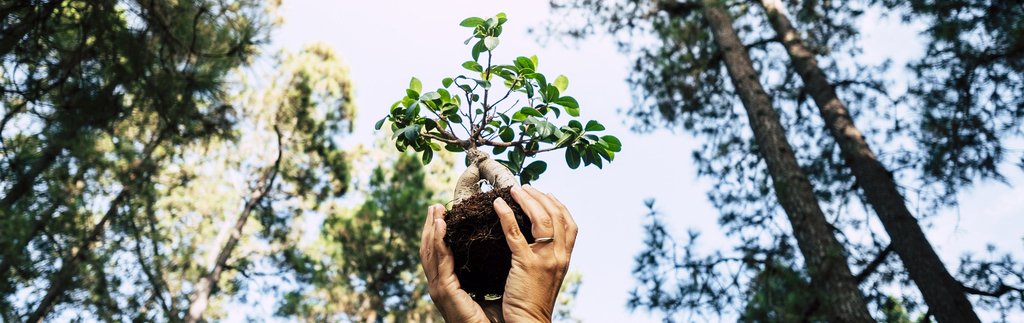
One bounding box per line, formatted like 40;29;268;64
375;13;621;183
0;0;276;320
277;152;445;322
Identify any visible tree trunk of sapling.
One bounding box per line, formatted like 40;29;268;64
445;147;532;298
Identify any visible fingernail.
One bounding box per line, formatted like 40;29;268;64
523;184;532;189
511;186;523;195
494;197;508;208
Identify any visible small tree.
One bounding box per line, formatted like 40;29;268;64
375;13;621;297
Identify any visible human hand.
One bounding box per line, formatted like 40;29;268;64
494;185;578;323
420;204;492;323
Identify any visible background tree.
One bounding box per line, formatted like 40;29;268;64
0;0;275;320
548;0;1023;320
275;148;451;322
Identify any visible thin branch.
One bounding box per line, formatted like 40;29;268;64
855;243;893;283
962;283;1024;298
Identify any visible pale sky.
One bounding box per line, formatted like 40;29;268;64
255;1;1024;322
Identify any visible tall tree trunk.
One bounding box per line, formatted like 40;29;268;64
757;1;981;321
700;2;874;321
184;129;283;323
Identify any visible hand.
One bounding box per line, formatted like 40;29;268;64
420;204;491;323
494;185;578;323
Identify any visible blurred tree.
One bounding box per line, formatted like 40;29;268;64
276;148;448;322
874;0;1024;196
0;0;275;321
549;0;1024;320
180;43;356;322
755;0;980;320
550;0;874;320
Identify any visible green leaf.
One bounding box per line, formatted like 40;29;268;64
530;55;539;69
512;110;527;122
499;127;514;142
447;113;462;123
374;118;386;130
568;120;583;131
462;61;483;72
533;73;548;96
445;143;464;152
472;40;486;61
554;96;579;109
519;107;543;118
524;160;547;176
544;86;560;103
601;135;622;152
460;17;484;27
585;120;605;131
442;77;454;88
496;12;508;24
405;102;420;119
421;91;441;101
410;77;422;93
474;79;491;89
555;96;579;116
554;75;569;93
566;148;581;169
515;56;535;70
402;125;421;141
422;149;433;164
484;36;499;51
406;89;419;100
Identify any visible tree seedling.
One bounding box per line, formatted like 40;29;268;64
376;13;621;298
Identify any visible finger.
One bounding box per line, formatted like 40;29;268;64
432;216;457;282
421;205;439;280
493;197;529;254
548;193;578;255
510;185;553;243
523;185;565;253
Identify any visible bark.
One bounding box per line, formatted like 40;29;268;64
758;1;981;321
452;148;518;204
453;163;481;203
701;2;874;321
184;130;283;323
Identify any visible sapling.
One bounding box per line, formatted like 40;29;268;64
375;13;621;298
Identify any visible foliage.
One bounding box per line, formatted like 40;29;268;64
875;0;1024;198
276;150;448;322
375;13;621;183
0;0;276;320
547;0;1024;320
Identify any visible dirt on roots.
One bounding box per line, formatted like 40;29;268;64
443;186;534;298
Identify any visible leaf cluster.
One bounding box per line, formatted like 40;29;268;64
375;13;621;183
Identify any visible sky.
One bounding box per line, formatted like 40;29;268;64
260;1;1024;322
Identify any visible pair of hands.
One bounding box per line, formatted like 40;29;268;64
419;185;578;323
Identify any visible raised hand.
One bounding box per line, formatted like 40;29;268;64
493;185;578;323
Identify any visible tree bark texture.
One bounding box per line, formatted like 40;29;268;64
758;1;980;321
701;2;875;321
